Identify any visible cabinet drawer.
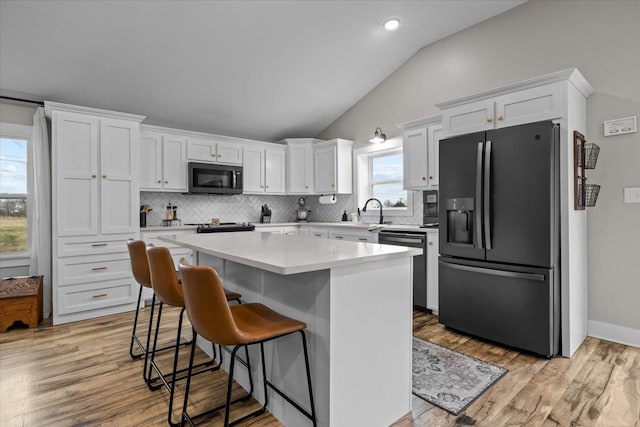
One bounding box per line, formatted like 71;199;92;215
57;234;137;258
57;253;132;286
57;279;136;315
308;228;329;238
329;230;377;243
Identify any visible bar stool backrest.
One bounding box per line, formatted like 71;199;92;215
179;262;247;346
146;246;184;307
127;240;152;288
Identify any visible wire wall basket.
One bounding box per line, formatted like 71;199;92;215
582;143;600;169
579;183;601;207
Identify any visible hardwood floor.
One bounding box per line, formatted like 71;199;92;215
1;309;638;426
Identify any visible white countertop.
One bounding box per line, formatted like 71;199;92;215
160;232;422;275
255;221;439;233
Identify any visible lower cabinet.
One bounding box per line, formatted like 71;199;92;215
53;233;138;325
426;232;439;313
328;229;378;243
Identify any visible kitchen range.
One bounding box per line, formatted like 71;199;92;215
185;222;255;233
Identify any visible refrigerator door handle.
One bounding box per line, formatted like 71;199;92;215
475;142;484;249
443;262;546;281
484;140;492;250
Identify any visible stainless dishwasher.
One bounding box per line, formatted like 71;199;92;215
378;230;428;310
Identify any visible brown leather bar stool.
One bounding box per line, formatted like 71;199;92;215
179;261;316;427
127;239;182;385
146;246;244;427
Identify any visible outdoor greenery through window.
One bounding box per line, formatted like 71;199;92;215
0;137;28;254
369;151;407;208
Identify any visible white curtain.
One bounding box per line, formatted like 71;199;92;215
28;107;52;318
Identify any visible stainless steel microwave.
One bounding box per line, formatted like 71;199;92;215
188;162;243;194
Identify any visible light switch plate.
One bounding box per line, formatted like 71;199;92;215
604;116;637;136
623;187;640;204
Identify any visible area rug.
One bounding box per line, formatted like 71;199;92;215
412;337;508;415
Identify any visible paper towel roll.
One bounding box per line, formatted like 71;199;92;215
318;194;336;204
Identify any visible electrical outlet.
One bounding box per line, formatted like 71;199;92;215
623;187;640;204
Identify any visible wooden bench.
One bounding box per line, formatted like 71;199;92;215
0;275;43;332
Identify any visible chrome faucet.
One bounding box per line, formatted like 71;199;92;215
362;198;384;224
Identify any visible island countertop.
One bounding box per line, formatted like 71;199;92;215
159;232;422;275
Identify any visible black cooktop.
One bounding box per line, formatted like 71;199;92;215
186;222;255;233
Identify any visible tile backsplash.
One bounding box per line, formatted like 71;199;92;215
140;190;424;225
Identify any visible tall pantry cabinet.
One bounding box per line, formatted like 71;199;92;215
46;102;145;325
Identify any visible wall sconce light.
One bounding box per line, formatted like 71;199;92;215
369;127;386;143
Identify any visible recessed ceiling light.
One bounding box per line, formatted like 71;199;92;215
383;18;401;31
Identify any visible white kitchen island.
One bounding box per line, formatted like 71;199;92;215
160;232;421;427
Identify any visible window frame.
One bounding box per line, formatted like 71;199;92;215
0;122;32;265
354;139;413;218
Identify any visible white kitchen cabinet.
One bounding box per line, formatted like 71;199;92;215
398;116;441;190
140;128;188;192
427;125;441;187
297;226;311;237
329;229;378;243
187;136;242;165
243;144;286;194
426;232;439;313
439;81;563;138
308;228;329;239
46;101;145;325
313;139;353;194
283;138;317;194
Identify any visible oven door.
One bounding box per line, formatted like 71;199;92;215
188;162;242;194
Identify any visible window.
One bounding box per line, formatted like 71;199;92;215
369;151;407;208
355;140;413;217
0;125;30;256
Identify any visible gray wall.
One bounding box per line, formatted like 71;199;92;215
317;0;640;331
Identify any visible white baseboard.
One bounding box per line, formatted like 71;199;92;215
588;320;640;348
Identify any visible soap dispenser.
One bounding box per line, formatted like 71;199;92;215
341;210;348;221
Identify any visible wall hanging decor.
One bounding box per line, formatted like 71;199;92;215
573;131;601;209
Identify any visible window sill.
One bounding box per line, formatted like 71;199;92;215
0;254;30;268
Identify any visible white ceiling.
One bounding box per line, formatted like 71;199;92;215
0;1;525;141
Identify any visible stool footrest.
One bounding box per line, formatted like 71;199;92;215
265;379;314;421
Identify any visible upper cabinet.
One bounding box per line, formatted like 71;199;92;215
187;136;242;165
398;116;441;190
438;80;564;138
243;144;286;194
314;138;353;194
48;105;144;237
282;138;320;194
139;127;188;192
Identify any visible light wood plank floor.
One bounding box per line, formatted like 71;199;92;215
1;308;638;426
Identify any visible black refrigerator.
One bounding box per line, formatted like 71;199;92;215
438;120;560;357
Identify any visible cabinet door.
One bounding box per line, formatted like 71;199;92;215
140;132;162;190
187;136;216;162
265;148;286;194
402;127;428;189
288;144;313;194
54;111;99;236
243;146;265;192
314;145;337;193
442;99;494;137
162;135;187;191
427;125;442;188
494;83;562;129
426;233;439;312
216;141;243;165
99;118;139;234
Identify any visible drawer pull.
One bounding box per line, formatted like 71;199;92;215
92;267;108;271
358;238;368;241
91;243;108;247
92;293;108;298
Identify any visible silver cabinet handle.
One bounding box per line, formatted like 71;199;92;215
358;238;368;241
334;236;344;239
92;267;108;271
91;243;108;247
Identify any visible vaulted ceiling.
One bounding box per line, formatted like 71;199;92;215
0;1;525;141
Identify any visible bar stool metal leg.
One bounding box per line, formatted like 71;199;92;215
129;285;145;359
